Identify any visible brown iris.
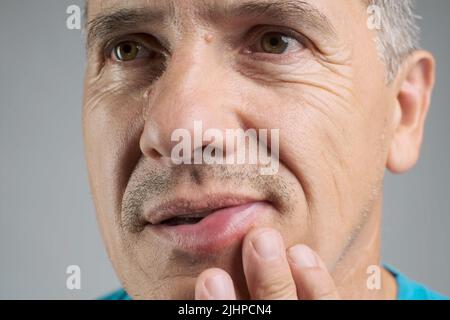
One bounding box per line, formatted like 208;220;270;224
114;41;140;61
260;32;290;54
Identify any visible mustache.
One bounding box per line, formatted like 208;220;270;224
121;161;293;233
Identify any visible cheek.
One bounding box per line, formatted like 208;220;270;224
239;76;387;261
83;89;144;233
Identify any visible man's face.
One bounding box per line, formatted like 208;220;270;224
83;0;396;299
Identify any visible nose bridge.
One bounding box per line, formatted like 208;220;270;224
139;42;237;161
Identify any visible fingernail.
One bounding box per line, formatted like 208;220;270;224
288;245;318;268
252;230;281;259
204;274;231;299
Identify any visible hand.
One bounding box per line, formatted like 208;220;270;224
195;228;340;300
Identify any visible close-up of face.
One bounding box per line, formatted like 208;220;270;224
82;0;435;299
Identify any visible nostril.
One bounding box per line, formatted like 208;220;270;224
147;148;163;160
139;126;170;160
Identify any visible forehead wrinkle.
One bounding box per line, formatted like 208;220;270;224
86;0;176;22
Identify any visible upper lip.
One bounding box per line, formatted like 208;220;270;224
144;194;261;225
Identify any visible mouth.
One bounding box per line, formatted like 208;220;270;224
145;195;262;226
158;209;215;226
143;195;273;252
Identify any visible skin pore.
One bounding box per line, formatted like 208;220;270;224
83;0;435;299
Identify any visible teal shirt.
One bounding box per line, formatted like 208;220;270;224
101;265;448;300
385;265;448;300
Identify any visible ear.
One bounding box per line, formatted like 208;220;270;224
387;51;436;174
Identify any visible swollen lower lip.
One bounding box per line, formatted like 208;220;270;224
151;202;269;252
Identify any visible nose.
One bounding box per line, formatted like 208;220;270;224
139;44;240;163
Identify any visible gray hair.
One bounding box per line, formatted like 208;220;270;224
368;0;421;81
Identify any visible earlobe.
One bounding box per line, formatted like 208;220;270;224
387;51;436;174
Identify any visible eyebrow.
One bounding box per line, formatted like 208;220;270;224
209;0;337;38
86;7;169;49
86;0;336;50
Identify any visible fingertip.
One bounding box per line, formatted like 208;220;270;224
195;268;236;300
287;244;318;269
242;228;298;299
287;245;339;300
243;227;285;259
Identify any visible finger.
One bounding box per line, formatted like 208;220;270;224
195;268;237;300
242;228;298;300
287;244;340;300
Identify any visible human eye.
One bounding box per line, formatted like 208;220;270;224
252;31;304;55
244;26;307;58
105;34;167;65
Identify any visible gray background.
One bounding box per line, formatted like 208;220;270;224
0;0;449;299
